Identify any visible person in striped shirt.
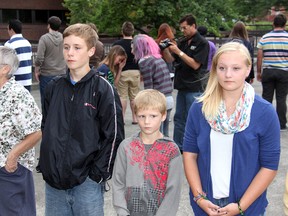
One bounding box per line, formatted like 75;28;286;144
5;19;32;92
131;34;174;137
257;13;288;131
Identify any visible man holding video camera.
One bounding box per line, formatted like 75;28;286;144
162;14;209;152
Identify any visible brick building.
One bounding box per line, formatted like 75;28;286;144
266;6;288;22
0;0;68;43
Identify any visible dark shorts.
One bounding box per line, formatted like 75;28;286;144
0;164;36;216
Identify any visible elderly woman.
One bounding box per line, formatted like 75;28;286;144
0;46;42;215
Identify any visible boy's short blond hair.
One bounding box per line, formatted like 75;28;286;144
134;89;166;115
63;23;98;50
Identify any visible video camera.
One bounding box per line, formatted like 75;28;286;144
159;38;172;50
159;36;187;51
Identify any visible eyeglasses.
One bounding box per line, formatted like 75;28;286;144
179;25;191;31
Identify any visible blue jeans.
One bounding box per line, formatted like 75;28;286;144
213;197;266;216
173;90;202;150
39;75;56;109
45;177;104;216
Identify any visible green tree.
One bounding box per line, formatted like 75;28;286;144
231;0;288;22
93;0;184;36
178;0;238;36
94;0;239;37
62;0;102;24
62;0;288;37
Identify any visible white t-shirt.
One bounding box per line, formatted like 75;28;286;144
210;129;234;199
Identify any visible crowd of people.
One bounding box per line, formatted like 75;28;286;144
0;12;287;216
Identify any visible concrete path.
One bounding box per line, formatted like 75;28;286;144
32;80;287;215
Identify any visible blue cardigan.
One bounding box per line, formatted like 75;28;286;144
183;95;281;216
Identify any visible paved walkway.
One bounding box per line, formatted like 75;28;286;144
32;80;287;215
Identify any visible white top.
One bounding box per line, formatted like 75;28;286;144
210;129;233;199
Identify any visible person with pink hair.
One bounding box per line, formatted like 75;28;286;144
132;34;162;60
131;34;174;137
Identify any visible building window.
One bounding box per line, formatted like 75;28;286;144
0;9;68;24
49;10;66;22
35;10;48;23
2;9;17;23
19;10;32;23
34;10;68;24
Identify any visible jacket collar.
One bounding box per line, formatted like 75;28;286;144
64;68;97;85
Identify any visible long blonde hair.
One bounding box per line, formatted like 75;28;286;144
197;42;252;118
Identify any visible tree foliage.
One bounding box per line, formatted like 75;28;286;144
62;0;101;24
231;0;288;22
63;0;287;37
94;0;184;36
178;0;238;36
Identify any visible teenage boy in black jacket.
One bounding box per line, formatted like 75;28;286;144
38;23;124;216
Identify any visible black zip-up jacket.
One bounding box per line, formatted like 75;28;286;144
38;69;124;189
